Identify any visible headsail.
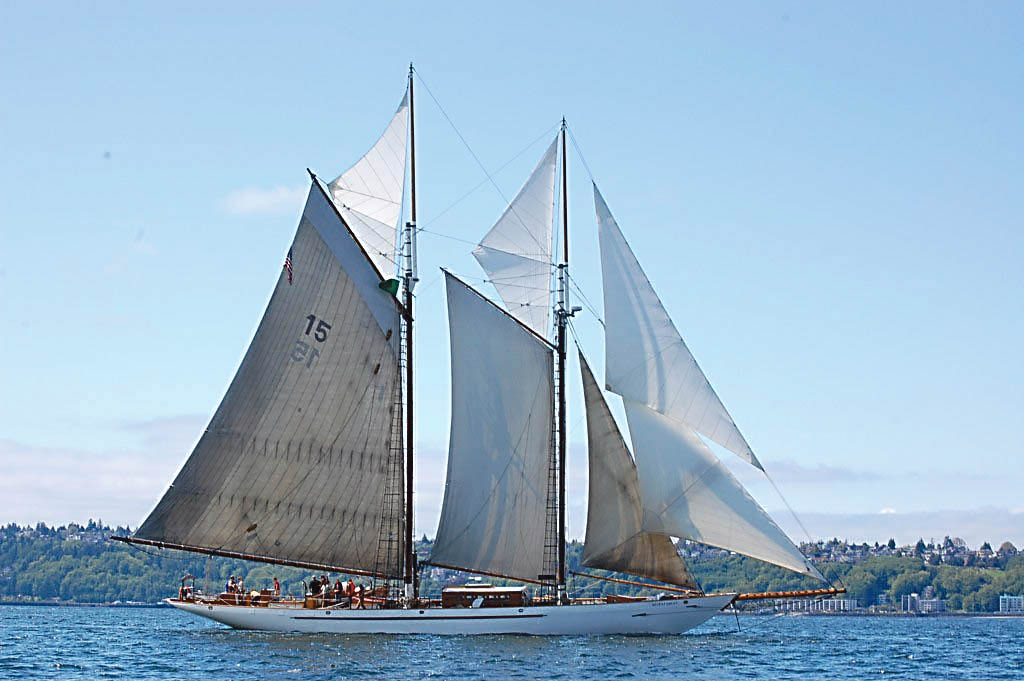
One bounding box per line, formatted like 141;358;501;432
472;138;558;338
595;184;762;470
429;272;554;582
329;93;410;278
623;399;824;580
133;181;405;577
579;353;698;589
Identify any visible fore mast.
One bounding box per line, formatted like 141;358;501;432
404;63;418;605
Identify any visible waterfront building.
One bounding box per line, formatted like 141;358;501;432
902;593;920;613
999;595;1024;614
919;598;945;613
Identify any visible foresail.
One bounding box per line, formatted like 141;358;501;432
595;184;762;470
579;353;697;589
429;272;554;582
329;92;410;278
134;181;405;577
623;400;824;580
472;138;558;337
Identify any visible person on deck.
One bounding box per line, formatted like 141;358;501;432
273;577;281;598
310;576;320;596
226;576;235;594
346;579;355;598
333;579;343;603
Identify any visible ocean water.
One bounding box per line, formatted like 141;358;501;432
1;605;1021;680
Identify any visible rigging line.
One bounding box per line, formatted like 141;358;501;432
329;186;402;205
566;274;604;327
761;467;828;581
417;228;479;247
565;124;596;183
413;69;553;257
418;123;560;230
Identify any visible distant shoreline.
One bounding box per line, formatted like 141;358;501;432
729;610;1024;618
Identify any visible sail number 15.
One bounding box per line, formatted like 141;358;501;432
304;314;332;342
291;314;332;368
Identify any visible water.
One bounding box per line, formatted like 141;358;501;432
1;606;1021;680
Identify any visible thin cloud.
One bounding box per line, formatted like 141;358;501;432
222;185;305;216
118;414;206;449
730;458;881;486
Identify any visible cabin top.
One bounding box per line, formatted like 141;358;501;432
440;583;528;608
442;583;527;595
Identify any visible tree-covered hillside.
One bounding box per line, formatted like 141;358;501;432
2;523;1022;611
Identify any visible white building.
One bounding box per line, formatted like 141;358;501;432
902;593;920;612
999;594;1024;614
776;598;858;613
919;598;945;613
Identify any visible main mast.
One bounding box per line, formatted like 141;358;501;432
403;63;417;604
555;118;569;603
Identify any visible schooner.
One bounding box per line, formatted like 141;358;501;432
114;68;843;634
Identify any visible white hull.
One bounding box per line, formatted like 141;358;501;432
169;594;735;635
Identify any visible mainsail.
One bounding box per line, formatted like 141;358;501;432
133;180;405;577
595;184;762;470
579;353;698;589
329;92;410;278
472;138;558;338
623;400;824;579
429;272;554;582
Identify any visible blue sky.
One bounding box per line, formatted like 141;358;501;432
2;2;1022;546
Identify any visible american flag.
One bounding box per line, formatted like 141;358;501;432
284;248;293;285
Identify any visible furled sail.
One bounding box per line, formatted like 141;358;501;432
133;181;405;577
429;272;554;582
329;92;410;278
595;184;762;470
579;353;698;589
472;138;558;338
623;399;824;580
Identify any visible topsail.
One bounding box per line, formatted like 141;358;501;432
472;138;558;338
133;181;405;577
329;93;411;278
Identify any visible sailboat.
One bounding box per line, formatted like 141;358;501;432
114;68;843;634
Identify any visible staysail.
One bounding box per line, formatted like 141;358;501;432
429;272;554;582
472;138;558;338
329;92;410;278
579;353;698;589
132;180;405;577
595;184;762;470
624;399;824;579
